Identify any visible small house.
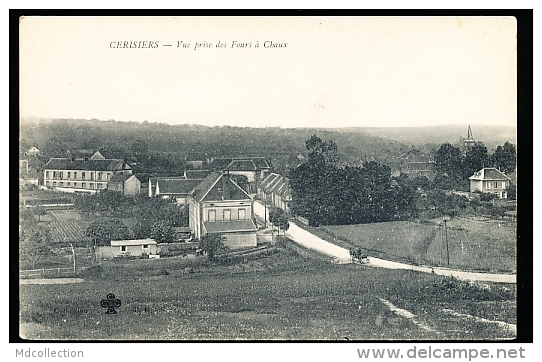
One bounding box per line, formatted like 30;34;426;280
153;177;201;205
469;168;511;199
108;174;141;196
25;146;40;156
96;238;158;259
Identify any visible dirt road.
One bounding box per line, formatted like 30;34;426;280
253;201;516;283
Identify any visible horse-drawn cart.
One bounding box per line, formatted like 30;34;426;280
349;247;370;263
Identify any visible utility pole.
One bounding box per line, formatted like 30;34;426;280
70;243;76;271
443;215;451;266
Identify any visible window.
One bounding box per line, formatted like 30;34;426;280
208;210;216;222
82;172;86;180
60;171;63;180
67;182;71;187
90;183;94;189
73;182;77;187
74;172;78;179
143;244;149;249
494;182;498;189
98;183;102;189
98;173;102;181
485;182;490;189
238;209;246;220
53;171;57;178
107;173;111;181
46;171;49;179
82;182;86;188
53;182;56;186
60;182;64;187
223;209;231;221
67;172;71;179
121;246;126;252
91;173;94;180
46;181;50;186
502;182;506;189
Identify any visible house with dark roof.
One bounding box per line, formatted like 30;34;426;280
43;153;132;194
469;168;511;199
188;172;257;248
259;172;291;213
152;177;202;205
184;169;212;180
208;157;272;193
108;174;141;196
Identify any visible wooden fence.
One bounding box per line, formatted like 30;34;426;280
19;267;75;279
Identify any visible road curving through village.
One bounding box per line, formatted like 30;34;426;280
253;201;516;284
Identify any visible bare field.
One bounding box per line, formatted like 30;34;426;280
19;248;516;341
313;218;516;273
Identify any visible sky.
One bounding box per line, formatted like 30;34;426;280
19;16;517;128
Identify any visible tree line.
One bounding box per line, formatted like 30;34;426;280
73;190;189;246
433;141;516;191
289;135;418;226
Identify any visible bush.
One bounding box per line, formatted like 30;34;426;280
423;276;514;301
479;192;497;202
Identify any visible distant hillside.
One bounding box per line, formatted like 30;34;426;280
19;118;412;173
339;124;516;151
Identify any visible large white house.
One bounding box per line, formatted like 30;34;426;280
43;151;133;194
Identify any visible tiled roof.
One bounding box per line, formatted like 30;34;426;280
111;238;156;246
209;158;232;170
251;157;271;169
203;220;257;234
469;168;511;181
261;173;291;197
191;172;251;202
109;174;137;183
227;159;257;171
157;178;201;195
44;158;127;172
185;170;212;179
210;157;271;171
191;172;223;201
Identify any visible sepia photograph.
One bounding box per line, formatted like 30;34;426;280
17;14;522;343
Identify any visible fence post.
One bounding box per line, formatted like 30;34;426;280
42;268;45;278
58;267;60;276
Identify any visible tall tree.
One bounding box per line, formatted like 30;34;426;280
199;234;227;262
20;227;52;269
433;143;464;190
150;220;176;244
305;134;339;168
492;142;516;175
85;219;131;247
434;143;462;177
463;143;490;179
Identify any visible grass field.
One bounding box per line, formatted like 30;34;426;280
19;247;516;341
310;218;516;273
